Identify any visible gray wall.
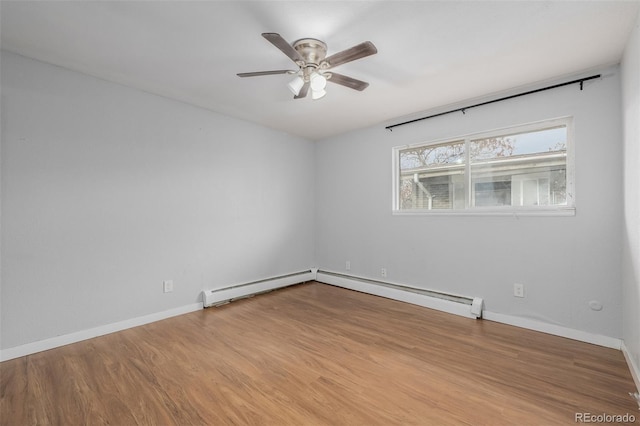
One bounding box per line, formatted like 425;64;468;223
0;52;316;350
315;67;624;338
1;36;636;354
622;9;640;380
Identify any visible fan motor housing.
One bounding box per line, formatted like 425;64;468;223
292;38;327;65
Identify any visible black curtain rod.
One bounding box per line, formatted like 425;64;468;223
385;74;601;131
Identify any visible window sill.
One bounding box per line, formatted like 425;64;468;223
392;207;576;217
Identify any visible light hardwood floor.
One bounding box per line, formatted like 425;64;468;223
1;282;638;425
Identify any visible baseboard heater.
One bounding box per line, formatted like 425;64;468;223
316;270;483;319
202;269;317;308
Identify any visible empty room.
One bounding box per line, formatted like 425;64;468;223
2;1;640;424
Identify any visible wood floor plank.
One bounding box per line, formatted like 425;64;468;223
1;282;638;425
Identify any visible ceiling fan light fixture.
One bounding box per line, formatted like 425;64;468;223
287;75;304;96
311;88;326;100
310;72;327;91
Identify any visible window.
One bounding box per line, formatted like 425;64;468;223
393;118;573;214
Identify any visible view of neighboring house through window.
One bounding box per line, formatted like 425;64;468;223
394;118;572;212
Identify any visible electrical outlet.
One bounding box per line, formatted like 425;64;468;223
381;268;387;278
163;280;174;293
346;261;351;271
514;283;524;298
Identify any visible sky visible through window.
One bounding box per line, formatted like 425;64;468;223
489;126;566;156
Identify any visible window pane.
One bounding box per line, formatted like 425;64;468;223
474;180;511;206
393;119;572;213
399;141;465;210
470;126;567;207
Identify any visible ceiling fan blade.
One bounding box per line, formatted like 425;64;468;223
327;72;370;91
320;41;377;69
237;70;293;77
262;33;304;64
294;82;309;99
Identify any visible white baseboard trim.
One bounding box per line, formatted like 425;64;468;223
483;311;622;349
621;341;640;394
316;271;477;319
0;302;203;362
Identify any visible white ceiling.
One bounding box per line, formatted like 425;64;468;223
1;1;638;141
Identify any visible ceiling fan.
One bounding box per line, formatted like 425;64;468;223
237;33;377;100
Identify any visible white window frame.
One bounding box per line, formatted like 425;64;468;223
392;117;575;216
